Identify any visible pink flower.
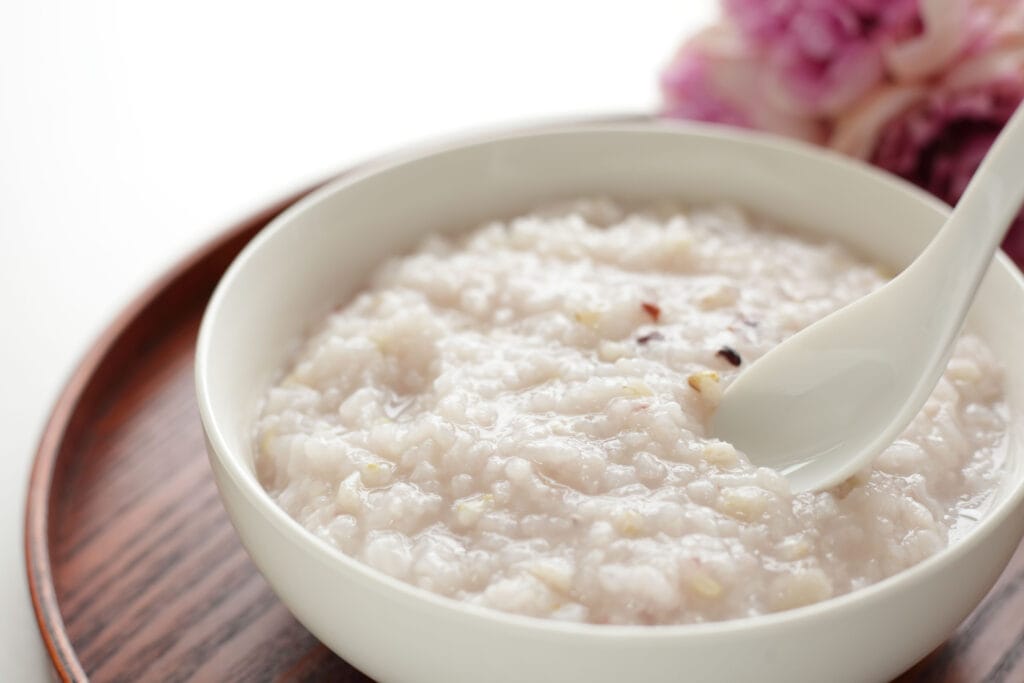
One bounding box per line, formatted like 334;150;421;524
884;0;979;80
660;26;826;143
660;0;1024;264
871;82;1022;208
831;33;1024;259
661;29;756;129
722;0;914;115
722;0;987;116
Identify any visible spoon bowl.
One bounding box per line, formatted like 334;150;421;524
714;104;1024;493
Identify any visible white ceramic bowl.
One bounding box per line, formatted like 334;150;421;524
195;121;1024;683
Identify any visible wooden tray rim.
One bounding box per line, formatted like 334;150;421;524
23;188;318;682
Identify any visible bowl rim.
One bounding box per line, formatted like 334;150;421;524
195;118;1024;639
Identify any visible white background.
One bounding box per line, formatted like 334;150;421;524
0;1;713;678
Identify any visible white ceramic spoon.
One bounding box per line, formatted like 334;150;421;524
712;104;1024;493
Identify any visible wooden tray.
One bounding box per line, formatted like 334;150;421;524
23;186;1024;682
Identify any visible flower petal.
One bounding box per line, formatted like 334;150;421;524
661;25;825;143
884;0;971;82
830;85;927;158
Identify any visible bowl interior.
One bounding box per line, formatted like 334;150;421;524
197;121;1024;569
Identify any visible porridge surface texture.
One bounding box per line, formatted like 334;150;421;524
255;200;1007;625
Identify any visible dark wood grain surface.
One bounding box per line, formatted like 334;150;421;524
23;189;1024;683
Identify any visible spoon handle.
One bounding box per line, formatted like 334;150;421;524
904;103;1024;328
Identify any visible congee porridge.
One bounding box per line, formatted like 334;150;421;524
254;200;1007;625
